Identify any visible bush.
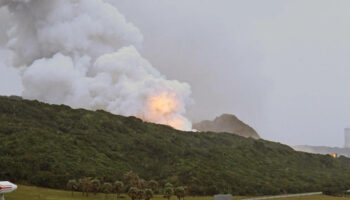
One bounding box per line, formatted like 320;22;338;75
323;187;346;196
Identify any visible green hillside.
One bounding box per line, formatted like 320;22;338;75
1;96;350;195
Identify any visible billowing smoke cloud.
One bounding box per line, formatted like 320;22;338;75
0;0;192;131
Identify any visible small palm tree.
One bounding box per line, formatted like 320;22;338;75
174;187;185;200
66;179;78;196
137;189;145;200
165;183;173;189
183;186;187;200
79;177;93;197
114;181;124;199
124;171;141;188
91;178;101;195
148;180;158;193
145;188;153;200
128;187;139;200
164;187;173;200
102;182;113;199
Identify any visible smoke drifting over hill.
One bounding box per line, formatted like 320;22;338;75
3;1;350;146
0;0;192;130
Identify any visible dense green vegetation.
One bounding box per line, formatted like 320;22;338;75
1;96;350;195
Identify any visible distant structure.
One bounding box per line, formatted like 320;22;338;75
294;128;350;157
345;128;350;148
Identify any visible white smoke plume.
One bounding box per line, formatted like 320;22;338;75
0;0;193;131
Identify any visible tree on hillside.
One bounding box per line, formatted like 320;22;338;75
174;186;186;200
102;182;113;199
128;187;139;200
66;179;78;196
114;180;124;199
91;178;101;195
148;180;158;193
164;187;173;200
145;188;153;200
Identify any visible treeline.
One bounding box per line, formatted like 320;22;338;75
66;171;186;199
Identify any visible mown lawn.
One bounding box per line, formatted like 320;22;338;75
5;185;350;200
273;195;350;200
6;185;248;200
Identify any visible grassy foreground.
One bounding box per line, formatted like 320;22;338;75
4;185;350;200
5;185;245;200
273;195;349;200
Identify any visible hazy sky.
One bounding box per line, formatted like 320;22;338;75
1;0;350;147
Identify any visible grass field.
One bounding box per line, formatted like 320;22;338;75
5;185;247;200
4;185;350;200
273;195;349;200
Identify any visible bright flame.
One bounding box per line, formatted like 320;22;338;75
139;91;189;130
167;116;186;130
148;92;178;115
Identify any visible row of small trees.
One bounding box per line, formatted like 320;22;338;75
67;177;123;198
164;183;186;200
128;183;186;200
66;171;187;199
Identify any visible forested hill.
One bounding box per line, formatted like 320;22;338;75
1;96;350;195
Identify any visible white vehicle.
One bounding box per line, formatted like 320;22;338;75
0;182;17;200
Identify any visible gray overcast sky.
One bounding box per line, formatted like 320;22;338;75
2;0;350;147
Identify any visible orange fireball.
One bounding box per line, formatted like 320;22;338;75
139;91;187;130
148;92;179;115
